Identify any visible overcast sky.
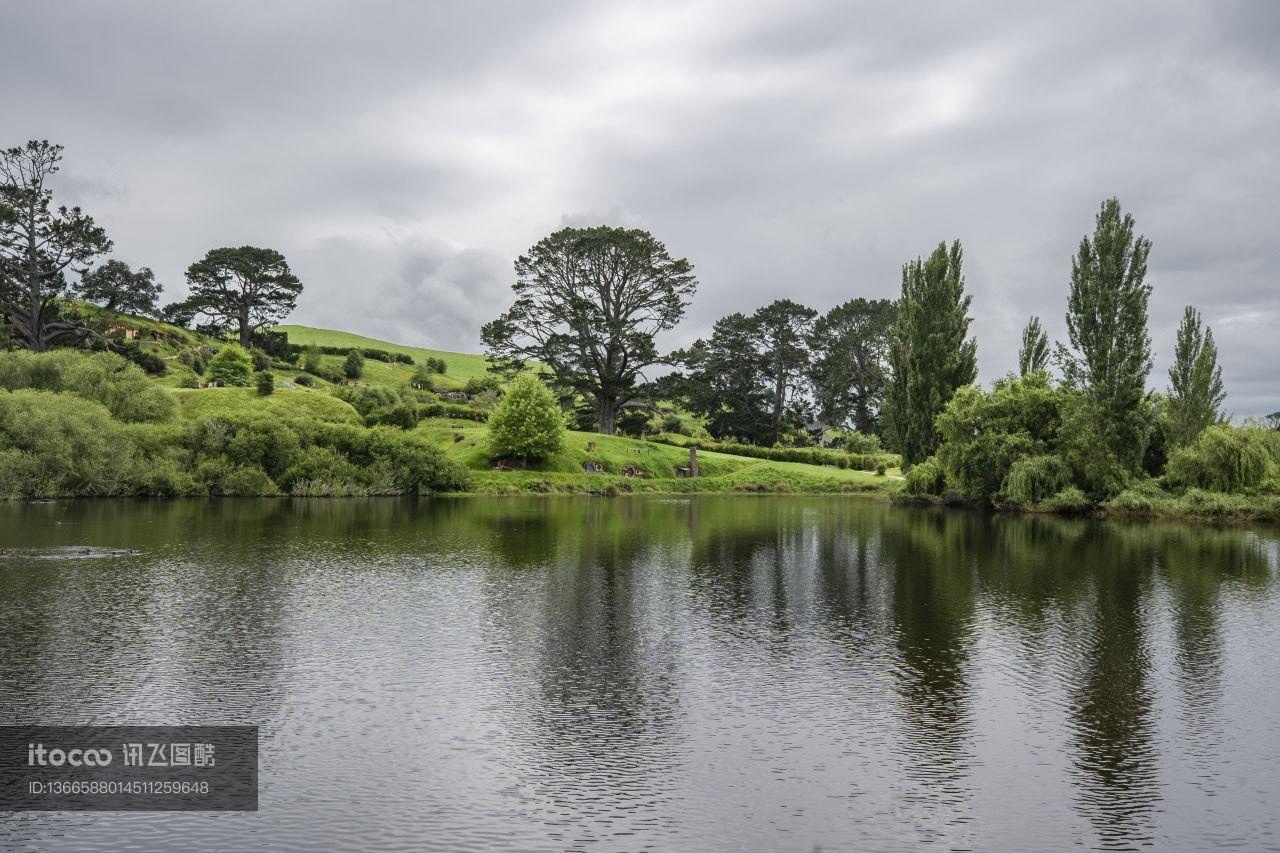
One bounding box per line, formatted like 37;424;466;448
5;1;1277;414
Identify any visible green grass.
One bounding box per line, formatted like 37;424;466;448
417;421;896;495
172;387;361;424
277;325;495;386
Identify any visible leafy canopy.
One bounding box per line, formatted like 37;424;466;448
481;226;696;435
76;259;162;317
0;140;112;350
808;297;896;433
487;372;566;461
173;246;302;346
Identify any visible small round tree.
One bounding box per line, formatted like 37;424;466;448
207;344;254;386
255;370;275;396
488;372;565;462
343;349;365;379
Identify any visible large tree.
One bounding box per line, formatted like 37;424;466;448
752;299;817;444
481;226;696;434
883;240;977;464
1058;198;1153;471
1018;315;1049;376
808;297;896;433
76;259;162;317
667;312;774;444
1166;305;1225;446
182;246;302;346
0;140;112;350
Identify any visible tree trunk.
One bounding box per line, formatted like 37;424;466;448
597;397;618;435
239;306;252;347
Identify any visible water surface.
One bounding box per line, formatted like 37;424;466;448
1;497;1278;851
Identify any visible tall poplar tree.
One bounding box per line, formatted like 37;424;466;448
884;240;977;464
1166;305;1225;446
1059;198;1153;471
1017;316;1049;376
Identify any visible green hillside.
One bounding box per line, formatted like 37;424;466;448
277;325;494;384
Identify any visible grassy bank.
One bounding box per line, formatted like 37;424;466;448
419;422;900;495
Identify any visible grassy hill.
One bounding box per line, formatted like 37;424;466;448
46;311;900;496
277;325;494;384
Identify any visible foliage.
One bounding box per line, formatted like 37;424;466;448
1057;198;1153;474
113;341;167;375
176;246;302;346
0;140;112;350
752;299;817;444
75;259;162;317
903;457;946;497
808;297;896;432
1018;316;1049;376
0;390;138;497
207;344;253;387
1044;486;1090;513
884;240;977;464
668;312;773;444
1002;454;1071;505
0;349;174;422
934;373;1063;499
255;370;275;396
1166;305;1226;446
343;348;365;379
840;431;884;454
1164;425;1277;492
486;372;565;460
482;226;697;434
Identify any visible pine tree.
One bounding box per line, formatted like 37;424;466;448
1166;305;1225;446
1017;316;1049;376
1059;198;1153;472
884;240;977;464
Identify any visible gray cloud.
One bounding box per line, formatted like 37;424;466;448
4;0;1277;414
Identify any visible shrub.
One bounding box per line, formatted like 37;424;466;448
314;362;347;384
293;373;315;388
249;348;272;371
0;391;139;498
875;462;887;476
343;349;365;379
0;350;174;423
114;342;168;375
842;431;883;454
1044;486;1091;513
1165;425;1276;492
487;372;565;461
302;346;323;374
207;345;253;387
463;375;501;396
366;402;418;430
904;457;945;497
255;371;275;396
1001;454;1070;505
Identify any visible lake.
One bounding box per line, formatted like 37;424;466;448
1;497;1278;852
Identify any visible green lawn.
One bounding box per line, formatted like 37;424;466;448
172;387;361;424
418;421;897;495
277;325;495;385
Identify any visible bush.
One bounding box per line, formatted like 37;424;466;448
904;457;945;497
463;375;501;396
1044;486;1091;513
875;462;887;476
1165;425;1276;493
314;362;347;384
366;402;417;430
1001;454;1070;505
841;431;883;454
0;350;174;423
301;346;322;374
208;345;253;387
0;391;140;498
487;372;565;461
249;348;272;371
417;402;488;423
293;374;315;388
114;342;168;375
255;371;275;396
343;349;365;379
